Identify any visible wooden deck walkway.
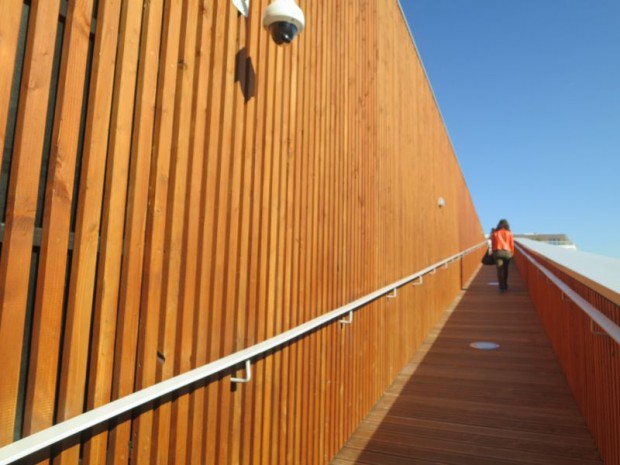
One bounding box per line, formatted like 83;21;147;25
331;264;603;465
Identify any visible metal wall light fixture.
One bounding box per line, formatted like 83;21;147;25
263;0;305;45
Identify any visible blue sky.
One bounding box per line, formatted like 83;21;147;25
400;0;620;258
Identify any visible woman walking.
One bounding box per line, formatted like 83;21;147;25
491;219;514;292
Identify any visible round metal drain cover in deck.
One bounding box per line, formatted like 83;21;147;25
470;341;500;350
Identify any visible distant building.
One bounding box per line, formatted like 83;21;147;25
515;233;577;250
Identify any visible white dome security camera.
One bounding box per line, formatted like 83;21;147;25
262;0;305;45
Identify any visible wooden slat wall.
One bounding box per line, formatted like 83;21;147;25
0;1;484;464
0;0;62;448
514;251;620;465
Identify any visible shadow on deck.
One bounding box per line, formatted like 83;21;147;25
331;264;603;465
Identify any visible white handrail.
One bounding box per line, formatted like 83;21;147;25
516;243;620;346
515;237;620;306
0;241;486;464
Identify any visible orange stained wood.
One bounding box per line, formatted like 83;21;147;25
0;0;487;463
23;0;94;440
82;1;145;464
170;1;201;462
514;251;620;465
108;1;165;464
0;2;23;181
185;3;216;465
132;0;183;463
331;265;603;465
0;0;62;446
53;1;123;464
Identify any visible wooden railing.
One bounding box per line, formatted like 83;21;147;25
515;240;620;465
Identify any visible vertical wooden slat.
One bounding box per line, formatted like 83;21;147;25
278;24;300;464
240;0;271;462
0;0;62;446
53;3;123;464
327;1;338;453
312;0;333;456
333;2;346;455
230;1;262;462
23;0;94;441
227;8;252;464
167;0;200;462
184;2;216;464
212;1;243;462
296;10;311;459
79;1;143;463
261;36;286;465
0;1;24;181
147;0;199;462
246;12;274;463
198;0;234;462
278;137;293;465
291;1;313;459
105;1;164;463
337;3;350;448
132;0;183;463
308;3;323;462
285;8;306;461
320;2;332;458
255;25;281;465
347;0;358;439
269;44;285;460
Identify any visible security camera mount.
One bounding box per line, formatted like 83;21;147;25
263;0;305;45
232;0;250;17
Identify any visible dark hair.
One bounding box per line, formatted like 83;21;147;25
496;219;510;231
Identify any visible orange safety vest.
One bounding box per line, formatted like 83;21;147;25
491;229;514;253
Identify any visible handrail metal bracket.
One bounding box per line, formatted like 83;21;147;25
590;320;608;338
430;269;437;275
340;311;353;325
387;288;398;299
231;359;252;384
412;276;423;286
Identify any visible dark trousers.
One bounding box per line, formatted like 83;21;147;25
493;250;512;290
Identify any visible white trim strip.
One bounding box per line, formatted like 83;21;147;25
0;242;486;464
517;243;620;346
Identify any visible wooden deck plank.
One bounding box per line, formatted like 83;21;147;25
331;264;603;465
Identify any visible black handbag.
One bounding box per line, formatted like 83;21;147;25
481;250;495;265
